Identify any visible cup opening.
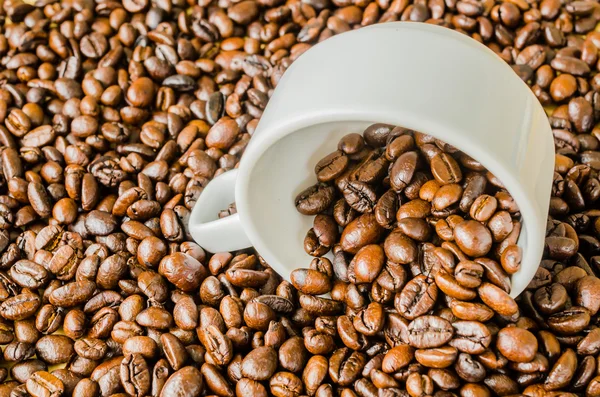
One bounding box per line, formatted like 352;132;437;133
238;116;545;295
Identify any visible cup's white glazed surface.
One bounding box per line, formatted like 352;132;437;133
189;22;555;297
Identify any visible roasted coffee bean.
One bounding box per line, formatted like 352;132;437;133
278;336;308;372
25;371;64;397
342;180;377;213
316;151;349;182
453;220;493;257
120;353;150;397
548;306;591;334
328;348;366;386
35;335;74;365
390;151;419;191
414;346;458;369
407;316;453;349
158;252;208;292
431;153;462;185
496;326;538;362
396;275;438;320
295;184;336;215
478;282;519;316
382;344;415;373
241;346;278;380
374;190;399;229
339;213;384;254
291;268;331;295
159;366;203;397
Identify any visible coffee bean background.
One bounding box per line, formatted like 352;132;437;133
0;0;596;395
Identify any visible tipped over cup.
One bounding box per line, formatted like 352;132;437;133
188;22;554;298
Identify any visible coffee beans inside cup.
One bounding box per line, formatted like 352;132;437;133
295;124;522;311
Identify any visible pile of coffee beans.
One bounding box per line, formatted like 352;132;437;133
0;0;598;394
294;124;540;395
296;125;524;308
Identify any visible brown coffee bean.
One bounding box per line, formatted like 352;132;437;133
241;346;278;380
496;326;538;363
574;275;600;315
339;213;384;254
328;348;366;386
158;252;208;292
396;275;438;320
315;151;349;182
291;268;331;295
26;371;64;397
431;153;462;185
35;335;74;365
236;378;267;397
295;184;336;215
453;220;493;257
548;306;591;334
545;348;577;390
120;353;150;397
407;316;453;349
159;367;203;397
478;282;519;316
390;151;419;191
382;344;414;373
414;346;458;369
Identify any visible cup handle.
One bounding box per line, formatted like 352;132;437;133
188;169;252;253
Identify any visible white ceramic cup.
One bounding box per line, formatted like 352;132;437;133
189;22;555;298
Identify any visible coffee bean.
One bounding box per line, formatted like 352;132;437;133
35;335;74;365
120;353;151;397
291;268;331;295
25;371;64;397
384;229;418;264
316;151;349;182
395;275;438;320
382;345;414;373
545;349;578;390
548;306;591;334
205;118;239;150
574;275;600;315
80;33;108;59
127;80;156;110
241;346;278;380
414;346;458;369
159;366;203;397
496;326;538;363
390;151;418;191
339;213;384;254
407;316;453;349
478;282;519;316
328;348;366;386
348;244;384;283
431;153;462;185
453;220;493;257
342;180;377;213
295;184;336;215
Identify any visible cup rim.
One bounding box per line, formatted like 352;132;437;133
237;111;544;294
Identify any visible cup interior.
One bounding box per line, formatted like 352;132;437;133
193;170;237;224
244;121;372;279
242;120;532;294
